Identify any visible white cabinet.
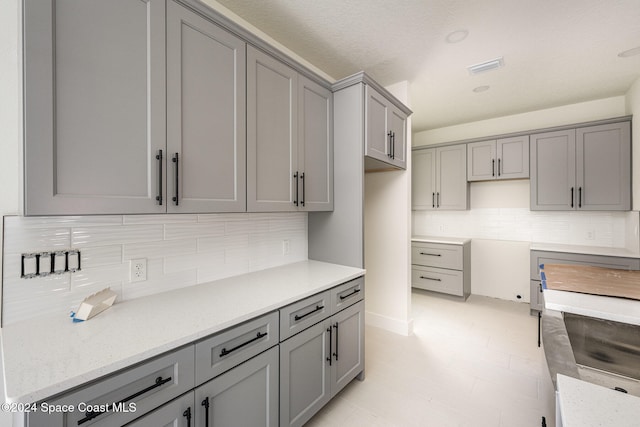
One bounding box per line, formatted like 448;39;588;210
412;145;468;210
166;0;246;212
467;136;529;181
530;121;631;211
411;239;470;299
23;0;167;215
247;46;333;212
279;278;364;427
365;85;408;170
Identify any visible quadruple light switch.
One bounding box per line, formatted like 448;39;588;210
21;250;82;279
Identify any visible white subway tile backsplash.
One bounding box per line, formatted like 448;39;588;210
2;212;308;325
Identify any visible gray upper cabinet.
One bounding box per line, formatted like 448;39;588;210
166;0;246;213
247;46;333;212
467;136;529;181
364;85;407;170
298;76;334;211
530;121;630;211
413;145;468;210
23;0;166;215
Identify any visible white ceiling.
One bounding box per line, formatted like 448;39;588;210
211;0;640;132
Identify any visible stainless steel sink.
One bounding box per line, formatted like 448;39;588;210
542;310;640;397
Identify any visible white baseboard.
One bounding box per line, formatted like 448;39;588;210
365;310;414;336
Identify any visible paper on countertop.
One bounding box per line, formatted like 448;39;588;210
72;288;117;322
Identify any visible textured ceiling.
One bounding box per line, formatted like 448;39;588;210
212;0;640;132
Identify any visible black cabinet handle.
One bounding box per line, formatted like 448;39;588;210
387;131;392;157
220;331;267;357
419;252;441;257
391;131;395;159
172;153;179;206
437;192;440;208
77;376;172;425
339;288;361;300
420;276;441;282
570;187;574;208
183;407;192;427
578;187;582;208
327;326;332;366
294;305;324;321
498;158;501;177
492;159;495;177
293;172;299;206
301;172;305;207
432;192;435;208
333;322;339;361
155;150;163;205
201;397;210;427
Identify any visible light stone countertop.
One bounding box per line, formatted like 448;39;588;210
557;374;640;427
0;260;365;404
411;235;471;245
530;242;640;258
544;288;640;326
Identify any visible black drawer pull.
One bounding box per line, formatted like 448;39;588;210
220;331;268;357
183;407;192;427
339;288;361;300
420;276;441;282
201;397;210;427
419;252;441;257
77;376;172;425
294;305;324;321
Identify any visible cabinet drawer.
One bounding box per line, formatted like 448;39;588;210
412;243;463;270
280;291;331;341
27;346;195;427
330;276;364;314
125;392;194;427
412;266;464;296
195;311;278;385
530;250;640;280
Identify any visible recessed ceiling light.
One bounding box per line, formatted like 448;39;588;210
473;85;490;93
446;30;469;44
468;57;504;75
618;47;640;58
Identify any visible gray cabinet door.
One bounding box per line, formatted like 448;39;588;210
280;320;331;427
298;76;333;211
497;135;529;179
364;85;390;162
576;122;631;211
436;145;468;210
23;0;166;215
330;301;364;395
247;46;298;212
388;104;408;169
195;347;279;427
166;1;246;213
126;392;194;427
411;148;436;210
467;140;497;181
530;129;576;210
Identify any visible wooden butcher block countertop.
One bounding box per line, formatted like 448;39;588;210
541;264;640;301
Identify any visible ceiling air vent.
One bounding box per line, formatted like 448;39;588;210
467;57;504;75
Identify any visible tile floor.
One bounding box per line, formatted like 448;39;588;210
306;290;556;427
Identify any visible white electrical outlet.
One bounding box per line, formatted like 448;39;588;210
282;239;291;255
586;230;595;240
130;258;147;282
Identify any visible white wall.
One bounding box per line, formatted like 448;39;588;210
412;96;635;302
364;81;413;336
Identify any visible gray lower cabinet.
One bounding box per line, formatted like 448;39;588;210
27;346;196;427
411;240;470;299
247;46;333;212
467;136;529;181
23;0;167;215
194;347;279;427
125;392;195;427
412;145;468;210
279;279;365;427
530;121;631;211
166;0;246;213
